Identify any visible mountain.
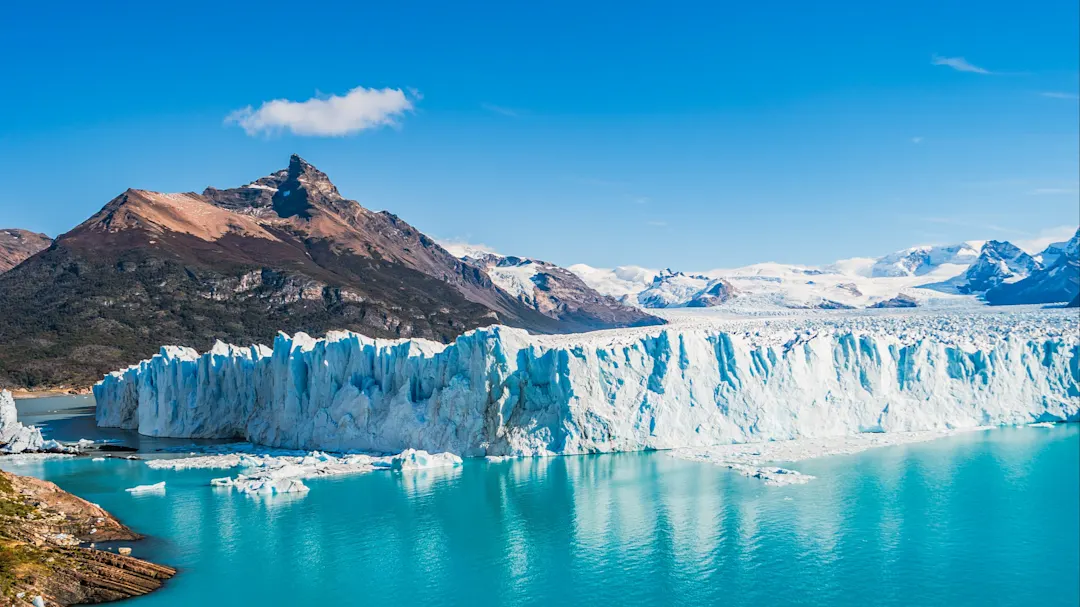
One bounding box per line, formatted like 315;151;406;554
947;240;1042;294
637;270;714;308
0;229;51;272
869;242;983;278
984;229;1080;305
0;155;657;389
567;235;1076;311
449;250;660;328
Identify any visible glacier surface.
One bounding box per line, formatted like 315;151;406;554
94;310;1080;457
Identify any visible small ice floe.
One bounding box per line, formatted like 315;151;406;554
1027;422;1056;428
729;465;815;486
211;475;310;495
385;449;463;471
92;457;105;462
125;481;166;495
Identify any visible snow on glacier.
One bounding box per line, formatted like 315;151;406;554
94;309;1080;457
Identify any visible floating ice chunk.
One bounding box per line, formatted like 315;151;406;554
729;465;816;486
1027;422;1056;428
125;481;165;494
387;449;463;471
92;457;105;462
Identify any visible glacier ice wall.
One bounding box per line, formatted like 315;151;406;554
1;389;46;453
94;313;1080;456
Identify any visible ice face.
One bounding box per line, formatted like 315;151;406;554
0;390;45;454
94;310;1080;457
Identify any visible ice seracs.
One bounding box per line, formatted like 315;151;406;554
95;309;1079;458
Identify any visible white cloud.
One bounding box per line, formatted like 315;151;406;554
481;103;520;117
911;136;923;144
931;55;991;74
646;220;668;227
227;86;416;137
1040;91;1080;100
1016;225;1079;254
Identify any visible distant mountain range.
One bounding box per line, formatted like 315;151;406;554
0;156;658;389
566;229;1079;311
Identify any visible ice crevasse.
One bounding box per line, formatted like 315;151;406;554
94;314;1080;457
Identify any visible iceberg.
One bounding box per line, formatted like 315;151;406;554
94;310;1080;457
125;481;166;495
386;449;463;471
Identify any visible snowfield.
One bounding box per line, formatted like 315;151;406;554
94;307;1079;458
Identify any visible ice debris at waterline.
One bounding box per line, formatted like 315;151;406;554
147;447;463;496
94;310;1080;456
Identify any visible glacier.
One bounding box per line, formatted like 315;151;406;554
1;389;45;453
94;310;1080;457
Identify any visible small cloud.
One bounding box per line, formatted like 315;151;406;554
226;85;416;137
931;55;991;74
911;136;923;144
481;103;520;117
1016;225;1080;253
646;220;668;227
1040;91;1080;100
634;197;651;205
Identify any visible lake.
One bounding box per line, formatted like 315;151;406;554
3;397;1077;606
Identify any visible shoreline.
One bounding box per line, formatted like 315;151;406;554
8;388;92;400
0;469;175;606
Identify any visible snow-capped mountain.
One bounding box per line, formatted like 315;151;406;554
440;245;661;329
985;229;1080;305
929;240;1043;294
869;242;983;278
635;270;738;308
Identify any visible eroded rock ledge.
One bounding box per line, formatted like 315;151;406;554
0;469;175;606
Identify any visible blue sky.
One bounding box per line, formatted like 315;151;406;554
2;1;1078;269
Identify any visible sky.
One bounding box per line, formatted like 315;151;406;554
2;0;1078;270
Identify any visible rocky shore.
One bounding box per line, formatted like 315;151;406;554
0;469;175;606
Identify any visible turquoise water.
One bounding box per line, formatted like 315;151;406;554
4;401;1079;606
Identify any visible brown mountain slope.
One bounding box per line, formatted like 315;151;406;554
0;229;52;273
0;156;660;389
